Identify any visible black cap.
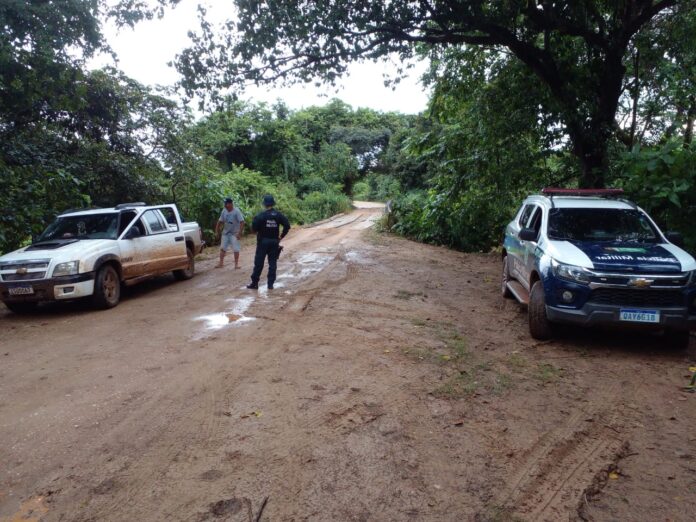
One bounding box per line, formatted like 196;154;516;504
262;194;275;207
224;197;233;204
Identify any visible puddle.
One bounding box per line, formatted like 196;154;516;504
195;296;256;332
288;252;334;279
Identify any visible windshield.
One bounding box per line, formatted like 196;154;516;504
548;208;660;243
37;213;119;241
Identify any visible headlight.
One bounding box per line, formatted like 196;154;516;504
552;260;591;284
52;261;79;277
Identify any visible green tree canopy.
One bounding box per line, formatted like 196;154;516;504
176;0;693;188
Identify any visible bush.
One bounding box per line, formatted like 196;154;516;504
390;185;520;252
296;177;330;197
352;180;370;200
618;142;696;253
367;173;402;201
299;190;352;223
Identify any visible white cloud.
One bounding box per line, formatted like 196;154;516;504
90;0;430;114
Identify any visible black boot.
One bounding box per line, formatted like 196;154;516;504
246;282;258;289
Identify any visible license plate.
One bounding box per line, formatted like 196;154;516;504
8;286;34;296
619;309;660;323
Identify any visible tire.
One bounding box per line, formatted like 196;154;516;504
664;329;691;350
173;248;195;281
4;302;38;314
92;264;121;309
501;256;513;298
529;280;554;340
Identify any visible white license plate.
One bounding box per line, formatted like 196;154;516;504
619;309;660;323
8;286;34;296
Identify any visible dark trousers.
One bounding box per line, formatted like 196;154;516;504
251;238;280;286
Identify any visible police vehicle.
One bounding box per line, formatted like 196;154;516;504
501;188;696;348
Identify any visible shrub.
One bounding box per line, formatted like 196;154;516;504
299;190;352;223
352;180;370;200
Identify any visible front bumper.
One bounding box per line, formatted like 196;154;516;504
0;273;95;303
547;302;696;331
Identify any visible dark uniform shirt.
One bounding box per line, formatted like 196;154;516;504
252;209;290;240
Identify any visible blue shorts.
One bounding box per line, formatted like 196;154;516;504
221;235;241;253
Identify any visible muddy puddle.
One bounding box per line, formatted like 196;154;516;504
195;296;256;334
193;251;337;338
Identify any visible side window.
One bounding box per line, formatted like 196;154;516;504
518;205;534;227
143;210;166;234
529;206;543;236
159;207;179;231
118;211;137;236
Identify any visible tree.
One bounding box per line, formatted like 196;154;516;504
176;0;692;188
0;0;183;253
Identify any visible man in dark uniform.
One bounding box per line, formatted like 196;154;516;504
247;194;290;290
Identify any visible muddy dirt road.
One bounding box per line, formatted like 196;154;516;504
1;203;694;521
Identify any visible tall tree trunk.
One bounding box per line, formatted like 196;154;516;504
685;96;695;145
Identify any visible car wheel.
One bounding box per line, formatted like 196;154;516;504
173;248;195;281
529;280;554;340
92;264;121;309
664;329;691;350
501;256;513;298
4;302;38;314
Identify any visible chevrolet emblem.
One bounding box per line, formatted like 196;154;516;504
628;277;653;288
16;267;28;275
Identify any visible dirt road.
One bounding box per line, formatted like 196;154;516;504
1;203;694;521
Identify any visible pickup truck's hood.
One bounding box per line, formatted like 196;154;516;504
0;239;116;266
545;239;695;273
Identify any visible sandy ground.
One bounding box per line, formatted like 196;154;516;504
0;203;694;522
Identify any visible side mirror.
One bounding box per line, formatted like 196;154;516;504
665;232;684;247
124;227;142;240
518;228;538;242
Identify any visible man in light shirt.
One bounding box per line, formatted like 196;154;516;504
215;197;245;269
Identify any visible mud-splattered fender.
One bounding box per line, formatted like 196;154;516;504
92;254;122;280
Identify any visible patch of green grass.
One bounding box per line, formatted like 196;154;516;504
393;289;424;300
401;346;434;362
433;365;514;399
479;505;525;522
534;362;563;383
490;372;514;395
433;370;480;398
506;353;528;370
437;331;470;362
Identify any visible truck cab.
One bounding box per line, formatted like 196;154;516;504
502;188;696;348
0;203;204;313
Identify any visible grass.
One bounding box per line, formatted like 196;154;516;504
534;362;563;383
393;289;424;300
479;505;526;522
400;321;518;399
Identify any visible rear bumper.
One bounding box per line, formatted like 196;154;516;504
547;303;696;331
0;273;95;303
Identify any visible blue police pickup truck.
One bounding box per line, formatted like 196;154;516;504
502;188;696;349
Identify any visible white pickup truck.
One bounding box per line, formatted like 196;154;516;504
0;203;204;313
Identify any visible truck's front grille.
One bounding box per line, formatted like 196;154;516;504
2;272;48;281
0;260;50;282
589;289;684;308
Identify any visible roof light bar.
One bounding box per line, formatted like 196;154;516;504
541;187;624;197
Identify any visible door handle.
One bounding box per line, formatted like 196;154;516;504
174;236;184;242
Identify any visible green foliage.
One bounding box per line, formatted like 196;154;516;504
299;191;352;224
366;174;402;202
619;142;696;251
177;0;694;187
352;181;370;201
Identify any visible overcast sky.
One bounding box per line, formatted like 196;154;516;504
91;0;430;114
